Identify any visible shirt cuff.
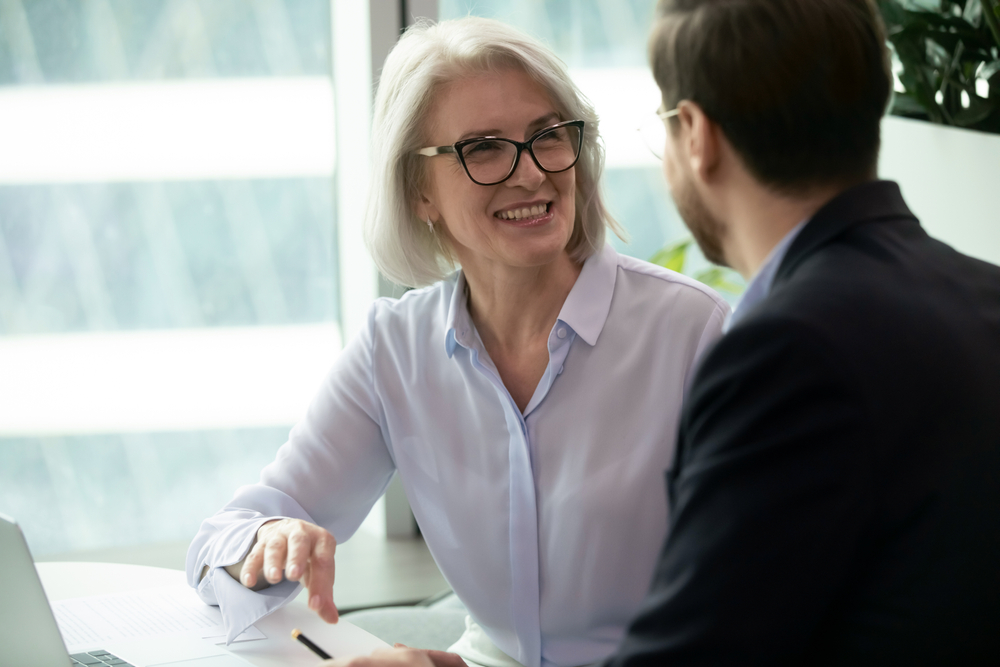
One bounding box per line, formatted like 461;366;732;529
209;566;302;644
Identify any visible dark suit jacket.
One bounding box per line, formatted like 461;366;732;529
607;181;1000;666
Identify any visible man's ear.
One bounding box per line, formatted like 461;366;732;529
676;101;721;185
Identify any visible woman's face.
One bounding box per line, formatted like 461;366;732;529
417;68;578;275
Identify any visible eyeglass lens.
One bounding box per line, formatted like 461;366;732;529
459;124;581;185
638;114;667;160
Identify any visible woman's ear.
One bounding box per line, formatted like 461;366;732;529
415;199;438;225
414;178;441;225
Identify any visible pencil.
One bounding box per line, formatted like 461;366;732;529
291;628;333;660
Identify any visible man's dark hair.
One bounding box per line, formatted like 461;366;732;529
650;0;892;192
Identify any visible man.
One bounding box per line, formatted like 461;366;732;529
605;0;1000;664
322;0;1000;665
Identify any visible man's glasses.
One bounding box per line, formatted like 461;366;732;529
415;120;585;186
637;107;680;160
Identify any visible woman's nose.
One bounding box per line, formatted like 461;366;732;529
505;149;546;189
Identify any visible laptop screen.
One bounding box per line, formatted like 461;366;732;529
0;513;73;666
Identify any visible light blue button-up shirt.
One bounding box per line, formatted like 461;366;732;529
187;244;729;667
725;219;809;333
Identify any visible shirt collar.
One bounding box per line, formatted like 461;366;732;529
725;218;808;332
443;243;619;356
444;271;471;358
557;242;617;346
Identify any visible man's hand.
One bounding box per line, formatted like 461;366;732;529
240;518;339;623
319;647;467;667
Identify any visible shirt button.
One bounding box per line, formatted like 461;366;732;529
557;327;567;339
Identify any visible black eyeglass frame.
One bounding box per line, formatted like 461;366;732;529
414;120;585;186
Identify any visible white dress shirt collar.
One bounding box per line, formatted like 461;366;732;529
725;218;809;332
445;243;618;357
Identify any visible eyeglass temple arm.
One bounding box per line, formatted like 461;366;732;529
416;146;457;157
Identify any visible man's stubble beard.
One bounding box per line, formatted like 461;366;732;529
672;172;729;268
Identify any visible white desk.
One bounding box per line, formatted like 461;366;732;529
37;562;388;667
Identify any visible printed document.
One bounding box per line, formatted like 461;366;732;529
52;585;265;652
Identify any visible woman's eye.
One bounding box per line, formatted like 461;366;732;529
467;140;501;155
535;129;565;145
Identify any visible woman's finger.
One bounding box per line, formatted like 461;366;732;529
240;539;265;588
304;530;338;623
262;531;289;584
424;650;468;667
284;525;311;581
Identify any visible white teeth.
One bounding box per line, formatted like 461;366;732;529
497;203;548;220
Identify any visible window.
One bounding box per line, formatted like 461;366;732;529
0;0;347;558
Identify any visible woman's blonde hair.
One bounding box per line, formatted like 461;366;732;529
364;16;624;287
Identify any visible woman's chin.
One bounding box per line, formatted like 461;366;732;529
497;234;575;270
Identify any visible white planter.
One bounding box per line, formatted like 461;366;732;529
879;116;1000;267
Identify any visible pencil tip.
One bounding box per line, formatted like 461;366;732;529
291;628;301;639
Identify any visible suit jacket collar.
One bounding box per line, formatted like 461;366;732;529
774;180;918;285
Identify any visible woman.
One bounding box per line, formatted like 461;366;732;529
186;16;728;667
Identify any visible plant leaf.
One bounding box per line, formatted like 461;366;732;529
953;95;999;124
694;268;745;296
982;58;1000;80
891;92;932;116
878;0;908;27
648;240;690;273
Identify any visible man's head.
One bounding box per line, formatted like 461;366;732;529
649;0;892;270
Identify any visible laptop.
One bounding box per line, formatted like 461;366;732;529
0;512;254;667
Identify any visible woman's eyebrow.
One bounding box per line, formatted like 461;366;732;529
456;113;562;142
527;112;561;133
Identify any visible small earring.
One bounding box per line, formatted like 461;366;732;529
426;218;434;232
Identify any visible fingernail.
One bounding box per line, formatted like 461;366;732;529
287;565;299;579
269;567;280;581
242;572;251;584
309;595;320;610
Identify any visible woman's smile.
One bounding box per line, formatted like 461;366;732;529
493;201;553;225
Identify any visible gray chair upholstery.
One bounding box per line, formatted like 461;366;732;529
342;593;468;651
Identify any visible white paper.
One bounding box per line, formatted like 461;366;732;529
203;627;266;645
52;585;265;652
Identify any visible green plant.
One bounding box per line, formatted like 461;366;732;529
649;239;745;296
878;0;1000;133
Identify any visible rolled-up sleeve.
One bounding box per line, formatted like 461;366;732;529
185;303;397;642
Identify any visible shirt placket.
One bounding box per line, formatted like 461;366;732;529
463;323;574;667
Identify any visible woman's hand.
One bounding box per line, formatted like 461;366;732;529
319;647;467;667
240;518;339;623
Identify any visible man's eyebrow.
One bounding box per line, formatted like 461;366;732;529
455;113;563;142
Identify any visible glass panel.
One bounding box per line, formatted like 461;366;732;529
0;0;339;559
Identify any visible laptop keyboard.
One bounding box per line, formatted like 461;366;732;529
70;651;134;666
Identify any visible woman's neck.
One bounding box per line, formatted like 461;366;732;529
463;252;582;354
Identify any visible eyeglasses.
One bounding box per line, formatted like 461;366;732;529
415;120;585;186
637;107;680;160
